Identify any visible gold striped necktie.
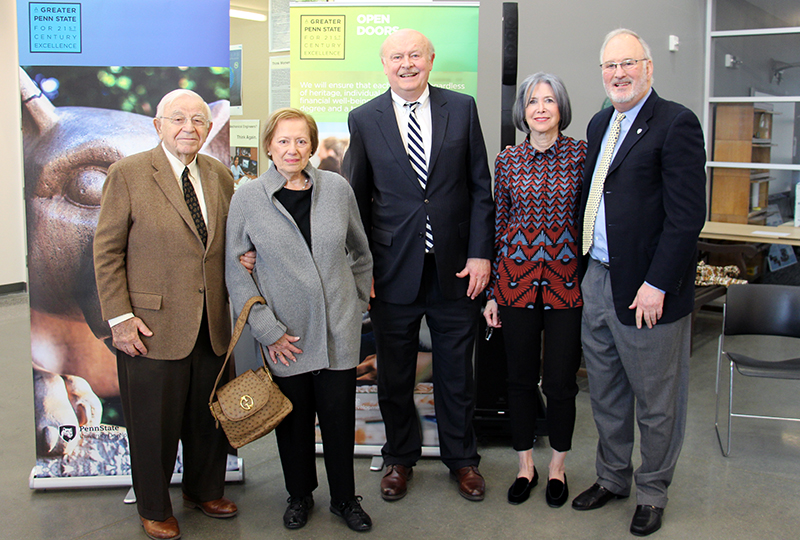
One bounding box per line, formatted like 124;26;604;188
582;112;625;256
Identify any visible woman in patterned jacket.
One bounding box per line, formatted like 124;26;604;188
484;73;586;508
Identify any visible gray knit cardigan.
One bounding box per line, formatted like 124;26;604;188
225;163;372;377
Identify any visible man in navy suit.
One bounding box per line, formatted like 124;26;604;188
344;29;494;502
571;29;706;537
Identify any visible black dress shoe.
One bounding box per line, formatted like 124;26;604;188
630;505;663;536
330;496;372;532
283;495;314;530
507;467;538;505
571;483;627;510
545;474;569;508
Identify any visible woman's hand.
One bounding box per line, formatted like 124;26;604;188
483;299;502;328
239;250;256;274
267;333;303;366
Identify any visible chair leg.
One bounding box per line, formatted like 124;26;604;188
714;337;731;456
724;361;733;456
714;360;734;457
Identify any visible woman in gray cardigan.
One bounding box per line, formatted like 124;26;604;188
226;108;373;532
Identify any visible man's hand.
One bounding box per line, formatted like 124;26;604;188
111;317;153;356
629;283;665;329
239;250;256;274
456;258;491;299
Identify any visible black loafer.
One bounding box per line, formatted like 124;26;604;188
283;495;314;529
330;496;372;532
630;505;663;536
507;467;538;505
545;474;569;508
571;483;627;510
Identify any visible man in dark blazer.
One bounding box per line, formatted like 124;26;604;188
571;29;706;537
344;29;494;502
94;89;237;540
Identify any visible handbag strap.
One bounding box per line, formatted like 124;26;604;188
208;296;270;407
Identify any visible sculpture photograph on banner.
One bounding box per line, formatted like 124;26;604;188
22;65;231;479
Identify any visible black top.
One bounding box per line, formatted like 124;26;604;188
276;186;312;251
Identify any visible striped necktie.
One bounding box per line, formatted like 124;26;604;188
582;112;625;256
406;101;433;253
182;167;207;246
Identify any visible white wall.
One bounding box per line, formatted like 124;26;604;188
0;1;27;287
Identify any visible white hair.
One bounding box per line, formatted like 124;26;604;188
599;28;653;63
155;89;211;120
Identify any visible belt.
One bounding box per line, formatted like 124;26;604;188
592;259;610;269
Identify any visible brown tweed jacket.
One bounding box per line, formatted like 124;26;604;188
94;145;233;360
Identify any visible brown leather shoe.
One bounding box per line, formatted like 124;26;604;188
451;465;485;501
182;495;238;518
380;464;413;501
140;516;181;540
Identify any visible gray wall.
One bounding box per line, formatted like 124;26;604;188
475;0;707;153
1;0;710;288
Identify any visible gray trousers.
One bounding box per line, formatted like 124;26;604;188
581;259;690;508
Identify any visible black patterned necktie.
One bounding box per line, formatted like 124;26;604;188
182;167;207;246
405;101;433;253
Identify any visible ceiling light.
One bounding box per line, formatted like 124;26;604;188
230;9;267;22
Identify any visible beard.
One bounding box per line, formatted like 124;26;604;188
604;74;649;105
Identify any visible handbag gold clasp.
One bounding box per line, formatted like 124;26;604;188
240;394;254;410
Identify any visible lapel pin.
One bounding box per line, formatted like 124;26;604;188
637;128;642;134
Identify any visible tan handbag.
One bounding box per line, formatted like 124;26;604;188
209;296;293;449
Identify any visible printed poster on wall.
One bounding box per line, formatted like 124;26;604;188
18;0;233;488
230;120;261;190
290;0;480;450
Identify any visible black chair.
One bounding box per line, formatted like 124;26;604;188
714;284;800;456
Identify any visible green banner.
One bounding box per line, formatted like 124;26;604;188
290;1;479;123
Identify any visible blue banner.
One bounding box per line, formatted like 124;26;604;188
18;0;229;67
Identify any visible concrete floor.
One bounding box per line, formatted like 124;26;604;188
2;291;799;539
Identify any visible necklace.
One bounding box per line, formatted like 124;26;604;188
286;176;310;191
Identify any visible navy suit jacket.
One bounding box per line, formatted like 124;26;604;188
344;86;494;304
578;90;707;326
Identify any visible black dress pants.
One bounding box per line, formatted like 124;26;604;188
273;367;357;504
497;303;582;452
117;319;229;521
371;254;481;471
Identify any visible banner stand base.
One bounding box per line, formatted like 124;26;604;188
315;444;440;472
29;457;246;494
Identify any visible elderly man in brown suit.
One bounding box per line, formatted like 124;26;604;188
94;89;237;540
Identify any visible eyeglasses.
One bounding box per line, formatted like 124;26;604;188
600;58;648;73
158;114;209;127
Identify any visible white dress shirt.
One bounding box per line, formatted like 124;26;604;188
390;86;432;166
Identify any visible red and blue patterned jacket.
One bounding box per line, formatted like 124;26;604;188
487;135;587;309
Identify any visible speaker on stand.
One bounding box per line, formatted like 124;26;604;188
500;2;518;151
473;2;547;440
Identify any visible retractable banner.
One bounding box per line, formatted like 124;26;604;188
289;1;480;452
18;0;234;488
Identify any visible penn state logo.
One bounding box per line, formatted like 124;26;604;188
59;425;77;442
